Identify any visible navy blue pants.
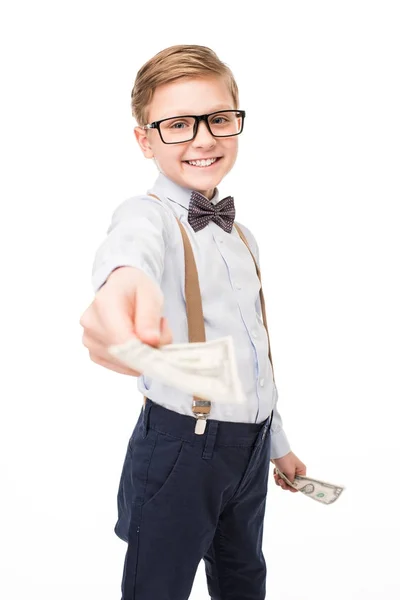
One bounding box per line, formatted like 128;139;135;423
114;399;274;600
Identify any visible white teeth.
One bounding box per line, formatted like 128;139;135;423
187;158;217;167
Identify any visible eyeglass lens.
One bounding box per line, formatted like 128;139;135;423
159;111;243;143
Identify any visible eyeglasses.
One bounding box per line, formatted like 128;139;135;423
142;109;246;144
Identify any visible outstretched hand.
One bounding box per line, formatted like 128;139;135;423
271;451;307;493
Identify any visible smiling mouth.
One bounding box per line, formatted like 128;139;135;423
184;157;222;168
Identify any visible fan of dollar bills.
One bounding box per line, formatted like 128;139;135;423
108;335;246;405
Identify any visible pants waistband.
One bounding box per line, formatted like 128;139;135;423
141;398;274;449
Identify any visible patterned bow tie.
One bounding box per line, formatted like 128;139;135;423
188;191;236;233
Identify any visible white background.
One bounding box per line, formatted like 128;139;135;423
1;1;399;598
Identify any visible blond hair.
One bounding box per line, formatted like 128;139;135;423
131;45;239;126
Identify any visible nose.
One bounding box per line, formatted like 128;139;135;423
192;120;216;148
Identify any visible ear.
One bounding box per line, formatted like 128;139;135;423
134;126;154;159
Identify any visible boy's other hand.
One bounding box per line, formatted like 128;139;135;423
271;452;307;493
79;266;173;376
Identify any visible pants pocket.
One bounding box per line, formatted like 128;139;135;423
141;431;185;509
114;425;186;542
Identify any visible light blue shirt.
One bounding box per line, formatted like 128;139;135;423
91;172;291;459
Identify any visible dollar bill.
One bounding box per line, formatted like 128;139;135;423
108;336;246;405
274;468;345;504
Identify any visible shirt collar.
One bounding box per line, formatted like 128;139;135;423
148;171;221;210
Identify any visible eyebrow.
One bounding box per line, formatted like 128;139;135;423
155;105;235;120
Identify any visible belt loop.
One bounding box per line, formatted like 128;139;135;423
202;420;218;460
141;398;152;439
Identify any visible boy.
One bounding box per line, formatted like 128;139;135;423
80;45;306;600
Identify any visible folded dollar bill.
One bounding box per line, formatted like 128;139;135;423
108;335;246;405
275;468;345;504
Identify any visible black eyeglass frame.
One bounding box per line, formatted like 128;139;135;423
142;109;246;144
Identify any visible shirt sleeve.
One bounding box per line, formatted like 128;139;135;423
91;195;174;293
236;222;292;460
269;386;291;459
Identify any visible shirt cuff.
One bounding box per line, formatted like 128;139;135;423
270;427;291;460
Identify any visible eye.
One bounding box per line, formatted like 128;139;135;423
211;116;228;125
168;120;191;130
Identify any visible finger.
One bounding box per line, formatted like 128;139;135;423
159;316;173;346
134;284;164;346
89;352;141;376
93;293;138;346
277;477;292;491
82;329;104;349
82;332;127;365
80;304;100;336
83;333;142;375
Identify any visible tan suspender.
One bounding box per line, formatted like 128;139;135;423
232;224;275;380
144;193;275;434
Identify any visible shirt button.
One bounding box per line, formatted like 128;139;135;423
234;282;241;290
218;238;223;243
260;378;265;387
252;329;258;338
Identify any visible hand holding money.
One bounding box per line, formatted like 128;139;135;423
272;451;307;493
274;467;345;504
80;266;245;403
80;267;173;377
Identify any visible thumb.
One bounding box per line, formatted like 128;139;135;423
296;464;307;477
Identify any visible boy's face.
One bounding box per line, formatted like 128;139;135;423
134;76;239;200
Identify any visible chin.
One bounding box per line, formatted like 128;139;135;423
188;177;221;192
182;169;225;186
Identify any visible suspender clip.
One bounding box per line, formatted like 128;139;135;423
194;415;207;435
